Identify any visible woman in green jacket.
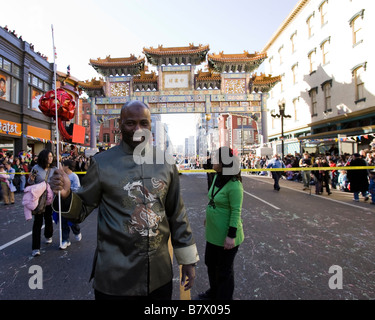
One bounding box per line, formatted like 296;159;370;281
199;146;244;300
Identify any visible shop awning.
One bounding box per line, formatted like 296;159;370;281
297;125;375;141
27;125;51;141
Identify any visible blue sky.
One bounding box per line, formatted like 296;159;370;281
1;0;299;145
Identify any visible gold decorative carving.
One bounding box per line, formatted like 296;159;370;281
110;82;130;96
224;79;246;94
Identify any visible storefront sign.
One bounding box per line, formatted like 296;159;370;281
27;125;51;140
0;119;22;136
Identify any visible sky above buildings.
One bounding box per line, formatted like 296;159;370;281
1;0;299;146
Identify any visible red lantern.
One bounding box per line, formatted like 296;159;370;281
39;88;76;141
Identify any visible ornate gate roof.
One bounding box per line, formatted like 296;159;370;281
89;55;145;76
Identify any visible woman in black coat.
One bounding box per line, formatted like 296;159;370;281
347;153;369;202
311;158;323;195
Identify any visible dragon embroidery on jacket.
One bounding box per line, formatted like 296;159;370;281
123;178;166;237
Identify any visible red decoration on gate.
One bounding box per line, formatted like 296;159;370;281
38;88;76;141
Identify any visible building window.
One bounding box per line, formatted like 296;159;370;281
349;9;365;46
3;59;11;73
308;49;317;74
11;78;20;104
37;78;44;90
292;98;299;122
308;87;318;116
321;80;332;112
352;16;363;45
103;133;110;143
320;37;331;65
352;63;366;103
306;13;315;38
291;63;298;85
28;73;49;110
13;65;20;77
290;31;297;53
32;75;38;87
278;46;284;65
269;57;273;73
319;0;328;26
280;74;285;93
28;86;43;110
271;109;276;129
0;58;21;104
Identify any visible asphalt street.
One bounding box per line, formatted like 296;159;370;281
1;172;375;300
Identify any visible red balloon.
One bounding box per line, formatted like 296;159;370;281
38;88;76;141
38;90;57;118
38;88;76;121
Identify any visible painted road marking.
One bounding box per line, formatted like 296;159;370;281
0;226;44;251
0;231;32;251
243;190;281;210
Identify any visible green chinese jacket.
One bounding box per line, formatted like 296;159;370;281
56;141;199;296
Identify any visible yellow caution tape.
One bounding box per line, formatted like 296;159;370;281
10;171;87;175
9;166;375;175
178;166;375;173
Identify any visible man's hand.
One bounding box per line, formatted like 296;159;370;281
49;168;71;199
181;264;196;291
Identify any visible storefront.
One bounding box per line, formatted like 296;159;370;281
0;117;53;156
0;118;22;155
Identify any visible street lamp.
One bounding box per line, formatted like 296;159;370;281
271;100;291;159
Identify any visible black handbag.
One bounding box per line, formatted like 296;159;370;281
32;190;47;215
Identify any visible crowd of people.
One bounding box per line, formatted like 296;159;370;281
0;150;89;190
239;148;375;203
